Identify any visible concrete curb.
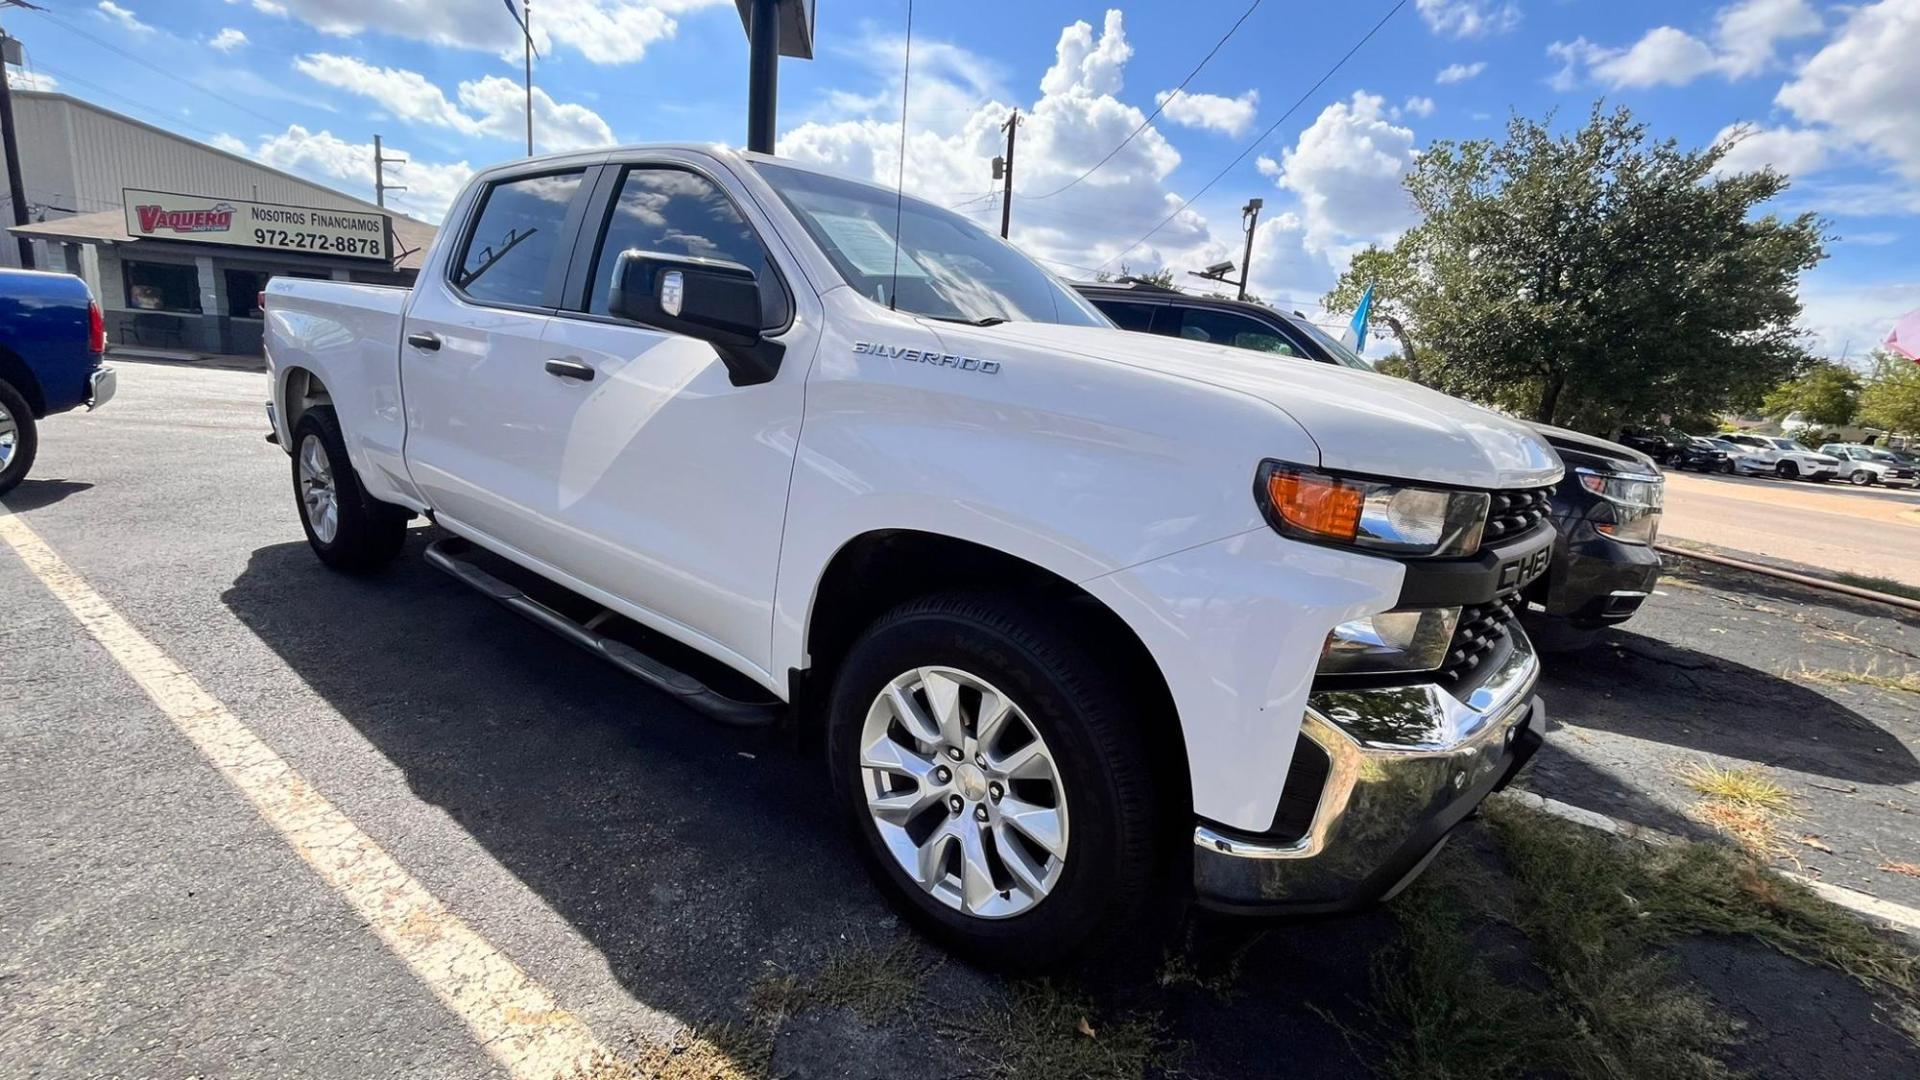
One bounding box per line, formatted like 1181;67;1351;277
1497;791;1920;939
1656;543;1920;616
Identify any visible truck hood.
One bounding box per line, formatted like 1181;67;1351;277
980;322;1564;490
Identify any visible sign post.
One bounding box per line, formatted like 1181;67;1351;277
734;0;816;154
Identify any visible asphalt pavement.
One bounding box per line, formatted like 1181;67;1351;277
1660;469;1920;590
4;361;1918;1078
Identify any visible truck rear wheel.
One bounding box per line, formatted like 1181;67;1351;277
826;592;1162;971
291;405;408;573
0;378;37;498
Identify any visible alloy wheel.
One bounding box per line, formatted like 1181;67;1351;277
298;433;340;543
0;400;15;472
858;666;1069;919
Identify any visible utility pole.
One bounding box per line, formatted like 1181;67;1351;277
523;0;533;155
992;109;1019;239
373;136;407;209
0;22;33;268
1237;197;1262;301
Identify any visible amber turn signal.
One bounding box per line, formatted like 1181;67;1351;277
1263;467;1363;542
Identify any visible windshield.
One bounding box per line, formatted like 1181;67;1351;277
1290;317;1374;370
1767;438;1812;452
754;162;1108;328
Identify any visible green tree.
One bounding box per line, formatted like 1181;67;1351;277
1760;361;1860;426
1324;105;1828;434
1858;351;1920;435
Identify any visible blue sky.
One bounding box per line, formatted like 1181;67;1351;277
8;0;1917;358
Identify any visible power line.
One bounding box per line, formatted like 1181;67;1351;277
1096;0;1409;272
26;7;288;128
1023;0;1262;202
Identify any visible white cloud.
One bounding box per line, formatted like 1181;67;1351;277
1776;0;1920;181
225;124;474;222
1265;91;1421;263
5;68;56;91
1710;124;1831;178
96;1;154;35
1399;95;1436;118
245;0;729;65
1796;277;1920;364
209;28;248;51
1154;88;1258;137
1549;0;1822;89
1416;0;1519;39
251;1;288;14
780;11;1213;278
294;53;615;151
1435;61;1486;84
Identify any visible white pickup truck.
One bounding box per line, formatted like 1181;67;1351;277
264;146;1562;969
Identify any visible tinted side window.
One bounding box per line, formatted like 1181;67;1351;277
1171;308;1299;356
1093;300;1159;333
587;166;784;326
454;170;586;308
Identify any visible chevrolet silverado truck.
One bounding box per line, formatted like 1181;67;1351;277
264;147;1562;968
0;268;116;496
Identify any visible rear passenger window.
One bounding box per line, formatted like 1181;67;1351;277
585;166;785;326
453;170;585;308
1172;308;1299;356
1095;301;1159;333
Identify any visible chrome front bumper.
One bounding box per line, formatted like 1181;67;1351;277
1192;631;1544;913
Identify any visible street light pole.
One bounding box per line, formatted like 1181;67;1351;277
746;0;779;153
0;24;33;268
1237;197;1262;302
523;0;534;155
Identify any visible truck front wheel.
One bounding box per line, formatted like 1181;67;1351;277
827;592;1162;971
0;378;38;497
291;405;408;573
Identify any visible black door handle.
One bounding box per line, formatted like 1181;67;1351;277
544;358;596;382
406;331;442;351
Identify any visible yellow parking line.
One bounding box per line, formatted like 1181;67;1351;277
0;510;607;1080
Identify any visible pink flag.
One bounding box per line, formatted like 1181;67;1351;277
1888;308;1920;362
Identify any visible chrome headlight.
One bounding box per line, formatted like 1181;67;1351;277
1578;467;1663;545
1256;462;1492;558
1319;608;1461;674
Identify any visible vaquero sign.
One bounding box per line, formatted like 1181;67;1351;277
122;189;391;262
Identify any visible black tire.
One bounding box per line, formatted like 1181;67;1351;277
1776;461;1799;480
826;592;1164;971
1719;461;1734;475
0;378;38;498
1849;470;1873;487
290;405;408;573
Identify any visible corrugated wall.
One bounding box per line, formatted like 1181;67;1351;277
1;92;380;263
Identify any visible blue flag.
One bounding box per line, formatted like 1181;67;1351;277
502;0;527;33
1347;284;1374;353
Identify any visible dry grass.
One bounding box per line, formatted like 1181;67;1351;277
568;1024;772;1080
1832;572;1920;604
1679;762;1796;812
1880;862;1920;879
1801;666;1920;696
748;939;930;1024
1678;762;1798;859
1366;801;1920;1079
944;981;1167;1080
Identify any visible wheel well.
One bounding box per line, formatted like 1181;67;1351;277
0;345;47;417
799;530;1191;812
281;367;333;436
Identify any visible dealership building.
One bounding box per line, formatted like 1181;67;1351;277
2;90;436;355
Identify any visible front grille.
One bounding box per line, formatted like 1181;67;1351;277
1440;594;1520;684
1481;487;1554;544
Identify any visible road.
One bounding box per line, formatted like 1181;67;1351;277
1660;469;1920;589
3;361;1916;1079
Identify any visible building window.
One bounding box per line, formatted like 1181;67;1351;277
224;269;271;319
124;261;201;313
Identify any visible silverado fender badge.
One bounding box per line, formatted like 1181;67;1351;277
853;341;1001;374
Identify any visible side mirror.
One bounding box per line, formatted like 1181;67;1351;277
608;249;784;386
